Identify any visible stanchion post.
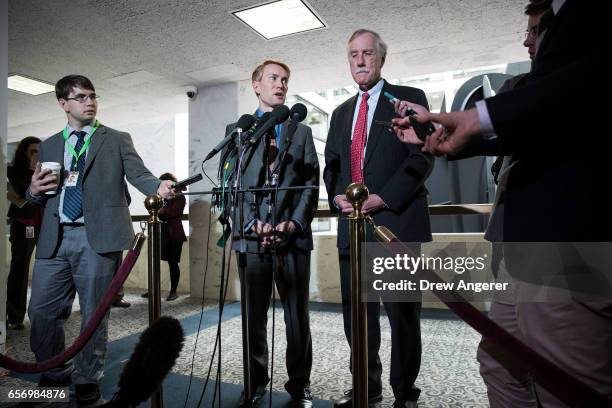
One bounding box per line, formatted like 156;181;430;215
144;194;164;408
346;183;369;408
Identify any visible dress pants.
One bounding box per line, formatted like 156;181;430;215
477;259;612;407
28;225;120;384
7;220;38;324
240;250;312;395
339;249;422;402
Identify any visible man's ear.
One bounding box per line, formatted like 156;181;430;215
58;99;69;113
252;81;261;97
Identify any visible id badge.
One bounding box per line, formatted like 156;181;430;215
26;225;35;239
65;171;80;187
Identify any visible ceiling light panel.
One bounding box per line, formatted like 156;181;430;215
232;0;326;40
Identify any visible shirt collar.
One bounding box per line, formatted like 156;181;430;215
66;120;95;137
357;79;384;102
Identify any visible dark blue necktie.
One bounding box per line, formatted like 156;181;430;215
63;131;87;221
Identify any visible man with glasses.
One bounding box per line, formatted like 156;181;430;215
26;75;175;405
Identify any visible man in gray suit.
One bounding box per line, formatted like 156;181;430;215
27;75;175;405
222;60;319;408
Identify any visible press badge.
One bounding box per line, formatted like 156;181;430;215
65;171;80;187
26;226;35;239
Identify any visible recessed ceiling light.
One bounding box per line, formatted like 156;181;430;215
232;0;326;40
8;73;55;95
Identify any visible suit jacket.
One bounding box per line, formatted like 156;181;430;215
159;194;187;242
484;0;606;242
324;80;433;248
29;125;160;257
223;119;320;253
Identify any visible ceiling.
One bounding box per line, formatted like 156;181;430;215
7;0;528;142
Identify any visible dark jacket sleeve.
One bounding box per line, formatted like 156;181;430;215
323;108;343;213
289;125;320;228
377;89;433;212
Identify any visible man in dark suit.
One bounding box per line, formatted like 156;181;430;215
27;75;175;405
394;1;612;405
323;29;433;408
223;60;319;408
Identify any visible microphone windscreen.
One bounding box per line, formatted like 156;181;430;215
271;104;290;124
236;114;255;131
290;103;308;122
115;316;184;406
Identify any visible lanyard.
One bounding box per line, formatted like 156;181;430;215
62;120;100;163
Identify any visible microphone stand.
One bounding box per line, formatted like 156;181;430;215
188;125;316;406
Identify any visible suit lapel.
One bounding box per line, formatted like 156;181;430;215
363;81;392;169
84;125;107;175
48;131;65;168
342;95;358;178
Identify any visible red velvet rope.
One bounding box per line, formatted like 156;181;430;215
381;237;612;407
0;240;142;373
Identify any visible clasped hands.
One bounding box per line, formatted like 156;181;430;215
334;194;385;215
253;220;297;247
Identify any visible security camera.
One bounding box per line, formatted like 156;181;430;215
185;85;198;99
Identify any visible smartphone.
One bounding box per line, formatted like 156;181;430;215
383;91;436;141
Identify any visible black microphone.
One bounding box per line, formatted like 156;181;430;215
101;316;184;407
204;114;256;162
289;103;307;122
247;105;290;145
173;173;203;190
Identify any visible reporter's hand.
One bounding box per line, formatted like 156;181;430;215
157;180;176;199
361;194;386;214
391;117;423;145
334;195;353;215
29;162;58;195
392;99;429;118
419;109;481;156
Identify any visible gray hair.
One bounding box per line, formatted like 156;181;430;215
348;29;388;61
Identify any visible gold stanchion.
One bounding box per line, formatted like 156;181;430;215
144;194;163;408
346;183;369;408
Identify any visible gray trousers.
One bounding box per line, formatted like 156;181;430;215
477;259;612;407
28;225;120;385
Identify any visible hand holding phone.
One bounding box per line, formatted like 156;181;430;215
383;91;436;141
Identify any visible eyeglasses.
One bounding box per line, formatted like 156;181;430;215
65;93;99;103
524;25;539;40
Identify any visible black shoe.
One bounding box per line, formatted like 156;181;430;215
239;386;267;407
393;401;418;408
166;292;178;301
333;389;383;408
75;383;101;405
38;374;72;387
290;388;313;407
8;322;25;330
141;292;149;298
111;299;131;308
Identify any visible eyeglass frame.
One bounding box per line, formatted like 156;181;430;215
65;93;99;103
524;24;540;40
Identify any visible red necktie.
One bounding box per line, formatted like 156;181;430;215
351;92;369;184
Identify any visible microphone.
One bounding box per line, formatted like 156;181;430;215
204;114;256;162
173;173;203;190
101;316;184;407
247;105;290;145
289;103;307;122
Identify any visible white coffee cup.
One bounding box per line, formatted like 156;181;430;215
40;161;61;195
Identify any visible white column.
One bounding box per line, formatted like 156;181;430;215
188;81;257;300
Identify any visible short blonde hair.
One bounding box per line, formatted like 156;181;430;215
251;60;291;82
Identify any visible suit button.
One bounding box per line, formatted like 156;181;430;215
53;212;58;217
